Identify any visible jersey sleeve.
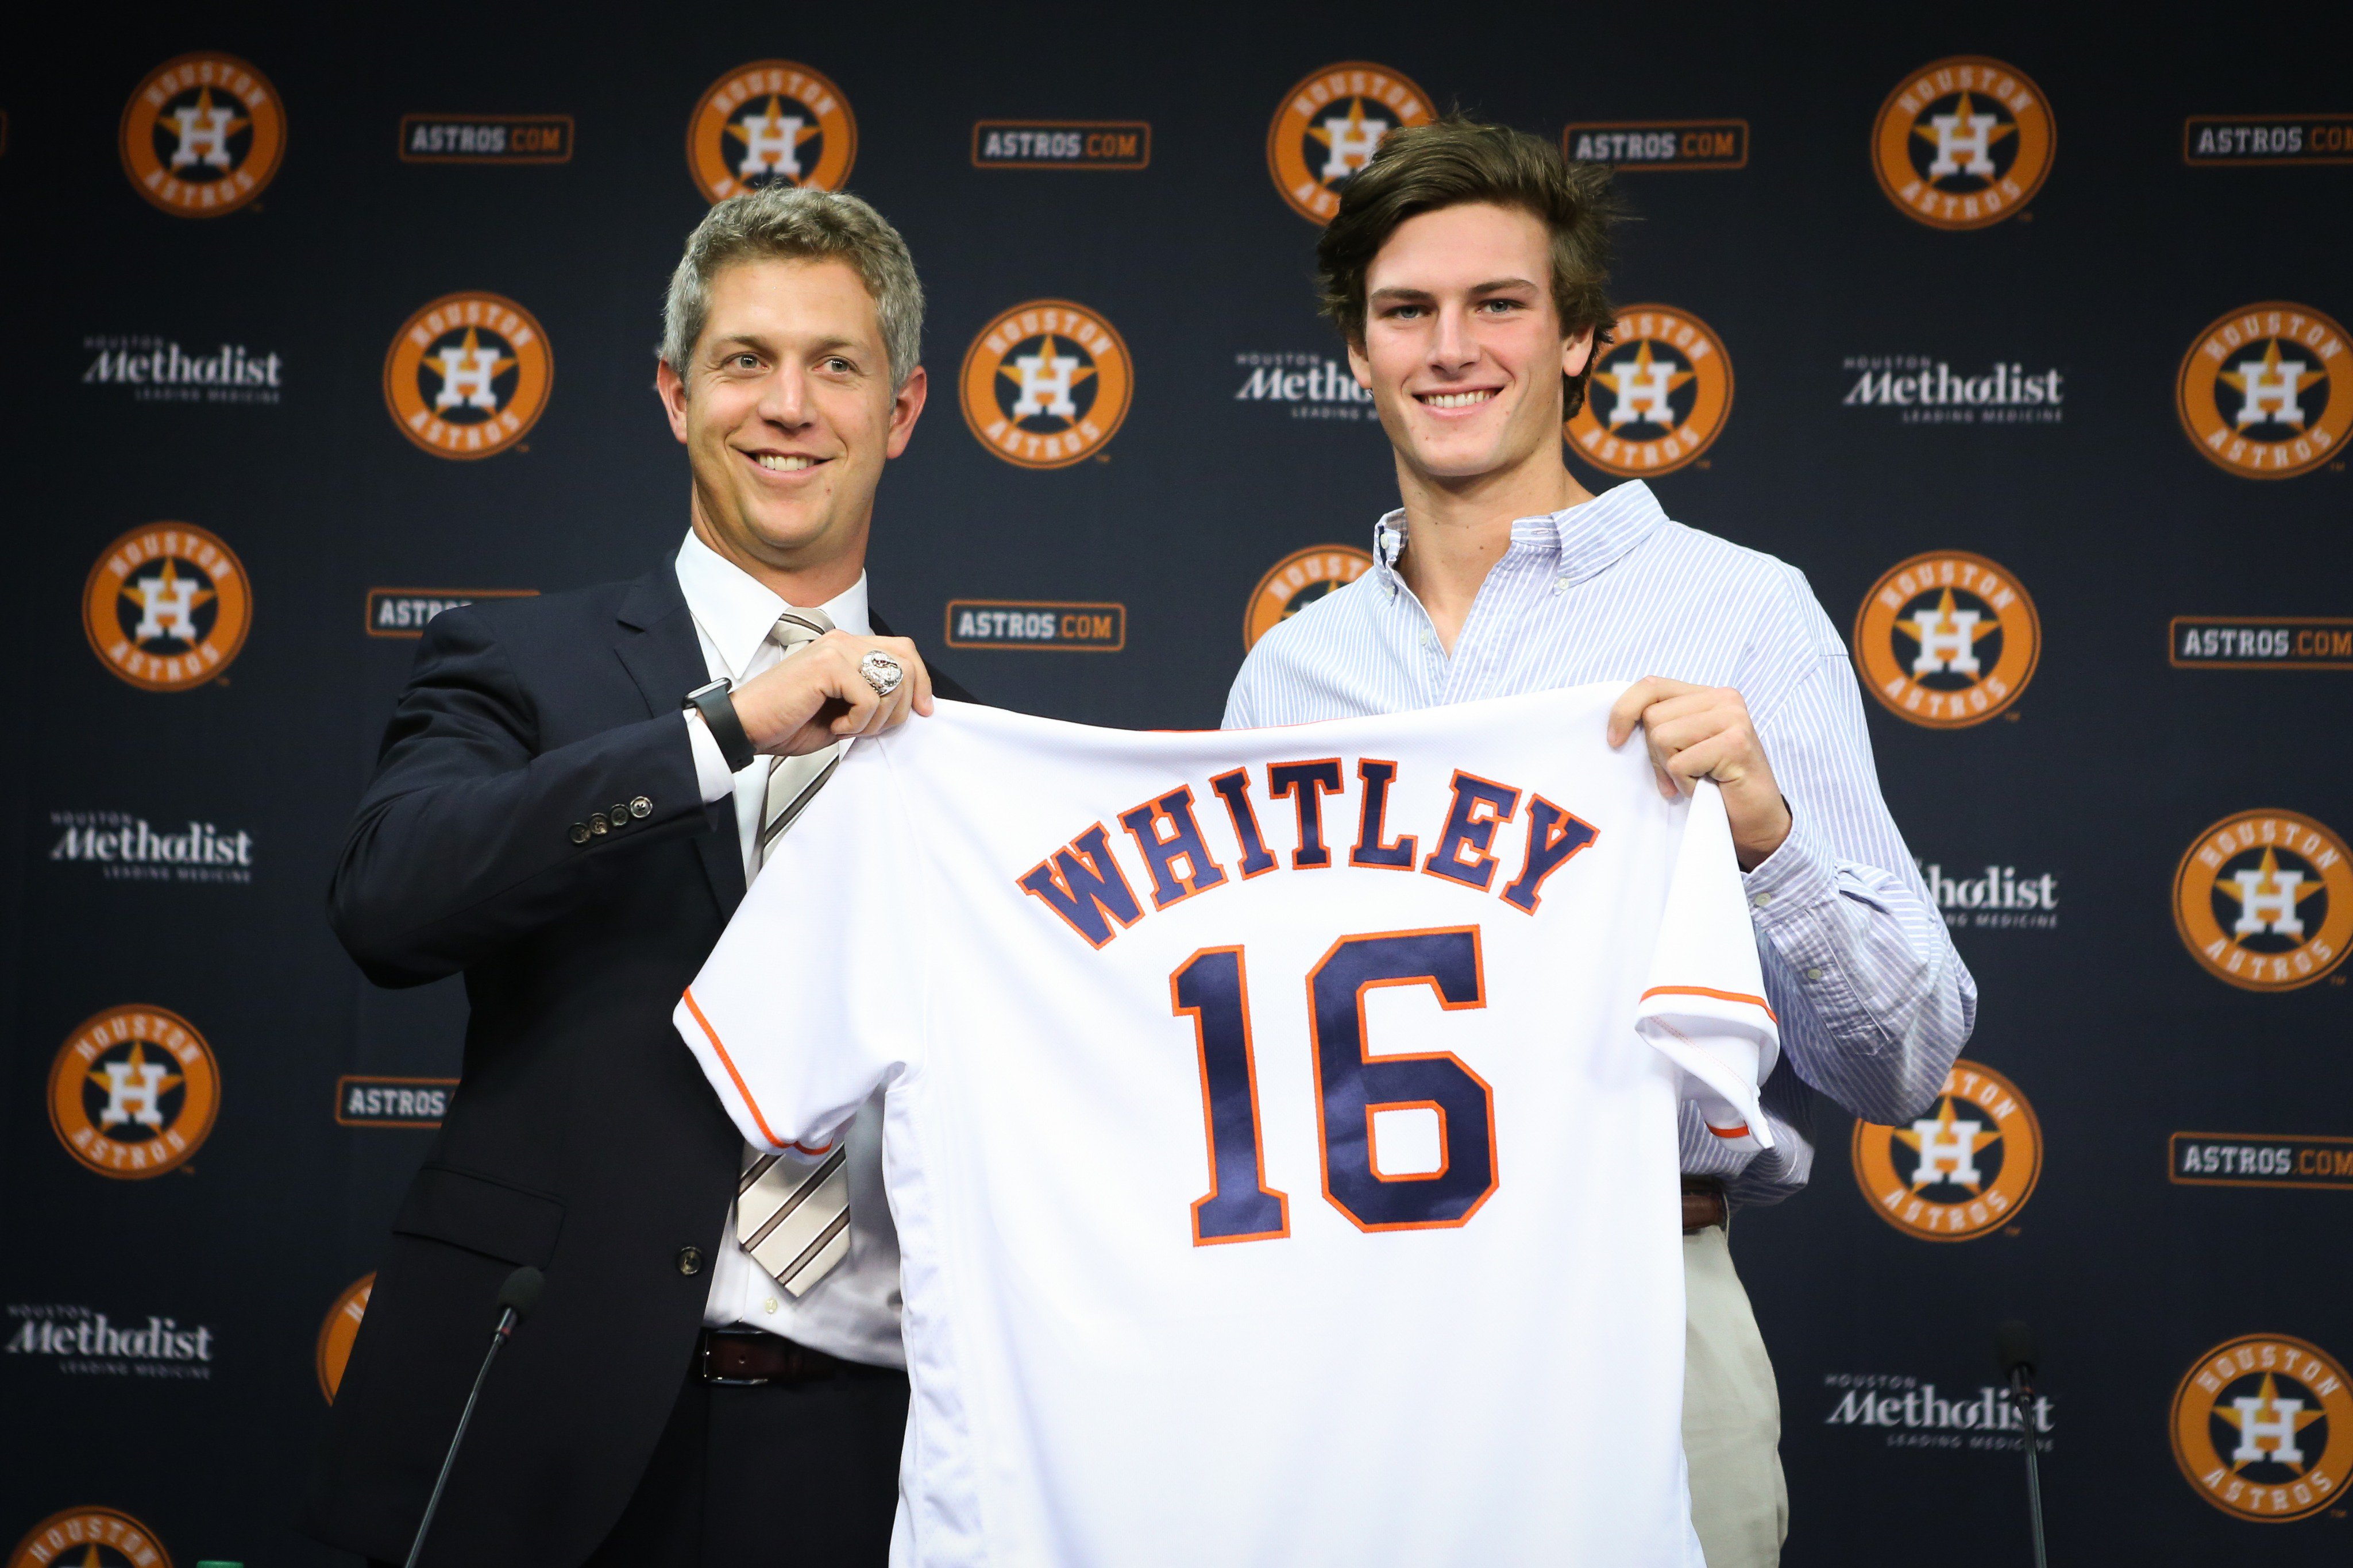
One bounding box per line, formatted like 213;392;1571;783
673;738;924;1154
1634;781;1780;1156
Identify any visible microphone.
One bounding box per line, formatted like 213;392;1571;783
1993;1319;2048;1568
404;1267;544;1568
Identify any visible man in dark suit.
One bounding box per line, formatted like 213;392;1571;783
306;186;965;1567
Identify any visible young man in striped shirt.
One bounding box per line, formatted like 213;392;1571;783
1223;118;1975;1567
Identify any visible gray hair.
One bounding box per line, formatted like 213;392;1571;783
659;186;923;390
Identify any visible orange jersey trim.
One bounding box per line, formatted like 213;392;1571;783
1706;1121;1752;1140
1641;984;1779;1025
681;987;792;1150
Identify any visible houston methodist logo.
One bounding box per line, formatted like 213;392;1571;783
317;1273;374;1401
959;300;1133;468
1266;63;1433;223
7;1507;171;1568
119;52;284;218
383;293;552;459
82;523;252;692
1851;1059;2041;1241
2173;810;2352;991
1564;306;1733;477
48;1006;220;1179
1244;544;1374;650
686;60;855;203
1872;57;2053;229
2175;303;2346;479
2171;1334;2353;1521
1853;551;2039;727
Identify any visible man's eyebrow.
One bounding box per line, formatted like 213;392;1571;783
1366;277;1542;304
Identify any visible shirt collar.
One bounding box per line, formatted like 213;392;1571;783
674;528;870;681
1371;480;1669;596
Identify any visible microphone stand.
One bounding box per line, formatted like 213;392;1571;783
405;1268;541;1568
2004;1364;2049;1568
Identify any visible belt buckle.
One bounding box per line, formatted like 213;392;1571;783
701;1331;772;1388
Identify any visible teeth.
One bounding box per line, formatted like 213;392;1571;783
757;454;815;471
1425;391;1495;408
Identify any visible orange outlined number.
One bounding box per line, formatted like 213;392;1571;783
1165;926;1496;1243
1309;928;1496;1230
1170;948;1290;1244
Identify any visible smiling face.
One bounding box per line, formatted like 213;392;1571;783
657;256;925;593
1347;201;1592;491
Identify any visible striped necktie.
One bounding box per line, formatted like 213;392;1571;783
734;605;853;1297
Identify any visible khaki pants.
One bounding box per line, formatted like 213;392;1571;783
1683;1223;1788;1567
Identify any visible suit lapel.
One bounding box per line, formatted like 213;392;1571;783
613;567;746;917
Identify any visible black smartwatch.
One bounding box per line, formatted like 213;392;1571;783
683;679;756;773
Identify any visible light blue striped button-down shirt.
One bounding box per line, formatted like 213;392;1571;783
1223;481;1976;1207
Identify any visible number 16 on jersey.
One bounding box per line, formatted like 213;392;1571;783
1168;926;1498;1245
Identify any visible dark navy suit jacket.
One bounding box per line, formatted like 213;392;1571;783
303;563;969;1567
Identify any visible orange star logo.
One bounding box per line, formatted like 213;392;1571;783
1892;1096;2000;1192
1913;91;2015;153
2219;337;2325;428
2213;1371;2327;1473
727;95;821;177
1895;588;2000;657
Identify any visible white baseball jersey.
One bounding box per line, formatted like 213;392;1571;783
677;685;1776;1567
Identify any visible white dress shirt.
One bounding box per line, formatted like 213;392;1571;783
674;527;905;1366
1224;482;1976;1210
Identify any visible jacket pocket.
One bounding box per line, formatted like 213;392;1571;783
391;1163;565;1267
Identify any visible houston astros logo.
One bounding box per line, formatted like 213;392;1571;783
1244;544;1374;650
2171;1334;2353;1521
1851;1059;2040;1240
687;60;856;203
8;1507;173;1568
119;52;284;218
1872;57;2053;229
1853;551;2038;727
2176;303;2347;479
383;292;552;459
48;1006;220;1179
2174;810;2352;991
1564;306;1733;476
961;300;1134;469
82;523;251;691
1266;63;1433;223
317;1273;375;1402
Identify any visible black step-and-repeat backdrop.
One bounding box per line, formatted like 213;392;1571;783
5;6;2350;1565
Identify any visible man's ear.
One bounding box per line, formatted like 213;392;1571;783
884;365;928;459
1346;335;1373;391
1561;326;1595;380
655;357;691;444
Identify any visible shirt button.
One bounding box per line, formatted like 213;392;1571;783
1804;967;1824;982
610;803;630;828
569;822;591;845
763;1297;779;1315
1751;892;1773;908
676;1246;705;1276
1555;577;1572;592
589;813;610;835
631;796;653;818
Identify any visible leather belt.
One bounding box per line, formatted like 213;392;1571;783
1681;1176;1728;1234
697;1328;896;1388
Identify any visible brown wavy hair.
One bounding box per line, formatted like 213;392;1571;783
1316;116;1623;418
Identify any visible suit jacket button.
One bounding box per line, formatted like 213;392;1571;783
676;1246;705;1276
589;813;610;835
610;804;630;828
631;796;653;819
569;822;591;845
